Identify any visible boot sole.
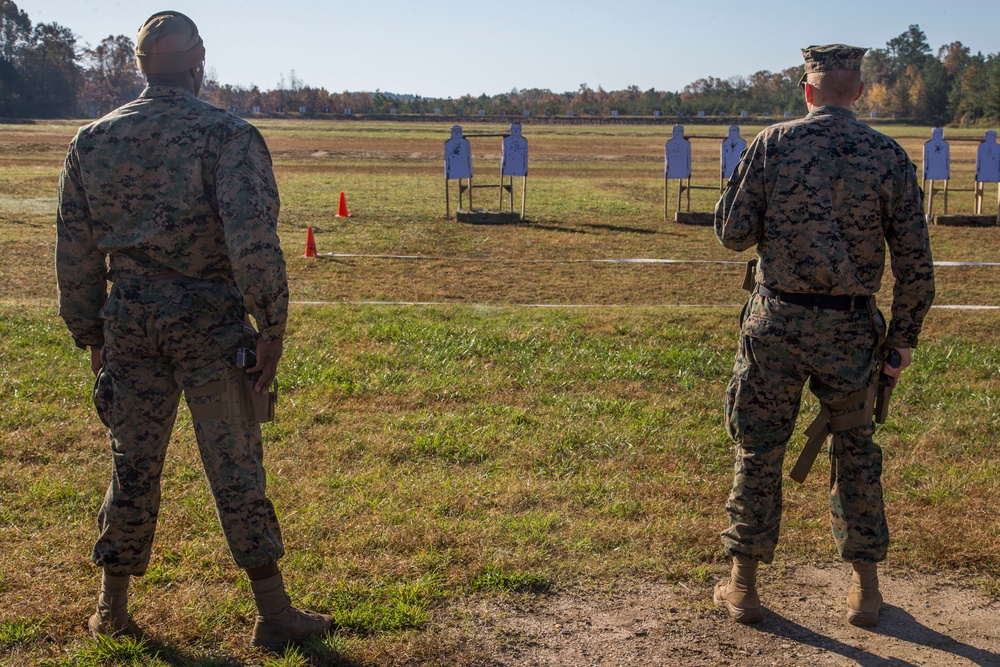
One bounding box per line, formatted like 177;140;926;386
88;614;142;641
847;609;880;627
713;589;763;624
252;631;329;651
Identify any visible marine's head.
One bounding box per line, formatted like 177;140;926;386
798;44;867;109
135;11;205;93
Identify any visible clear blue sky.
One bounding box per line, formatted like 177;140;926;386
22;0;1000;98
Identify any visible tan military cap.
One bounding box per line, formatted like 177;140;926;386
798;44;867;85
135;11;205;74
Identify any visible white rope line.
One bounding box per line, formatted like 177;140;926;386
291;301;725;308
313;253;743;264
291;300;1000;310
314;253;1000;268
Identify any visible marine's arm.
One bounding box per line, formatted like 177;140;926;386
214;125;288;339
883;153;935;354
214;125;288;390
56;140;108;353
714;135;766;251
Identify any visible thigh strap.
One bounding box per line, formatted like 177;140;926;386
790;383;877;484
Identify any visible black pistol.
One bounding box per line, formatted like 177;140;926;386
874;349;901;424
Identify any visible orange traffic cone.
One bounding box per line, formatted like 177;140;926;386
303;226;317;257
336;191;351;217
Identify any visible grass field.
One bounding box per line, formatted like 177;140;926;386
1;117;999;666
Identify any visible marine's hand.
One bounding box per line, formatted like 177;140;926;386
249;337;283;393
90;346;103;377
882;347;910;379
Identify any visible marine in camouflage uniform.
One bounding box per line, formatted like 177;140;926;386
56;11;331;649
711;45;935;626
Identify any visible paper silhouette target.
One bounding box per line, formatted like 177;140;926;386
976;130;1000;183
923;128;950;181
444;125;472;180
502;123;528;177
665;125;691;179
721;126;747;180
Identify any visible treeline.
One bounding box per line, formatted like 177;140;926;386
188;26;1000;125
859;25;1000;125
2;2;999;125
0;1;143;118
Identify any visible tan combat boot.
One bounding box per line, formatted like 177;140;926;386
713;556;763;623
250;573;334;650
847;560;882;627
88;572;140;639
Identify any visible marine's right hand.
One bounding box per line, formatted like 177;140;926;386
248;337;283;393
882;347;910;379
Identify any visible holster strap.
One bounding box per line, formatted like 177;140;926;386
790;383;877;484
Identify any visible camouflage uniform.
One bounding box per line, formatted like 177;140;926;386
56;85;289;575
715;104;935;564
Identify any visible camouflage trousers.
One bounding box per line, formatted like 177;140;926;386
721;292;889;564
92;276;284;576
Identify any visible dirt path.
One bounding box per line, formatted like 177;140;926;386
443;564;999;666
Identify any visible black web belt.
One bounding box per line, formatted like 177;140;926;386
757;285;872;311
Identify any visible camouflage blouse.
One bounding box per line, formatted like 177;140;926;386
57;86;288;346
715;105;935;347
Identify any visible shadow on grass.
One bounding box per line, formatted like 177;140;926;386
101;633;363;667
579;222;663;235
519;221;590;234
757;605;1000;667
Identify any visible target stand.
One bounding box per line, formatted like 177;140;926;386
664;125;717;225
445;124;528;224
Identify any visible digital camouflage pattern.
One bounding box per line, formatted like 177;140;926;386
56;85;288;346
799;44;867;82
721;294;888;563
716;105;935;348
92;277;284;574
715;105;935;564
56;86;288;575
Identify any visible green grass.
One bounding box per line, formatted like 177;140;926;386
0;619;44;651
470;566;552;594
1;117;999;665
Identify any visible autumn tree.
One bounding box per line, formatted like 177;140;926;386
77;34;144;117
